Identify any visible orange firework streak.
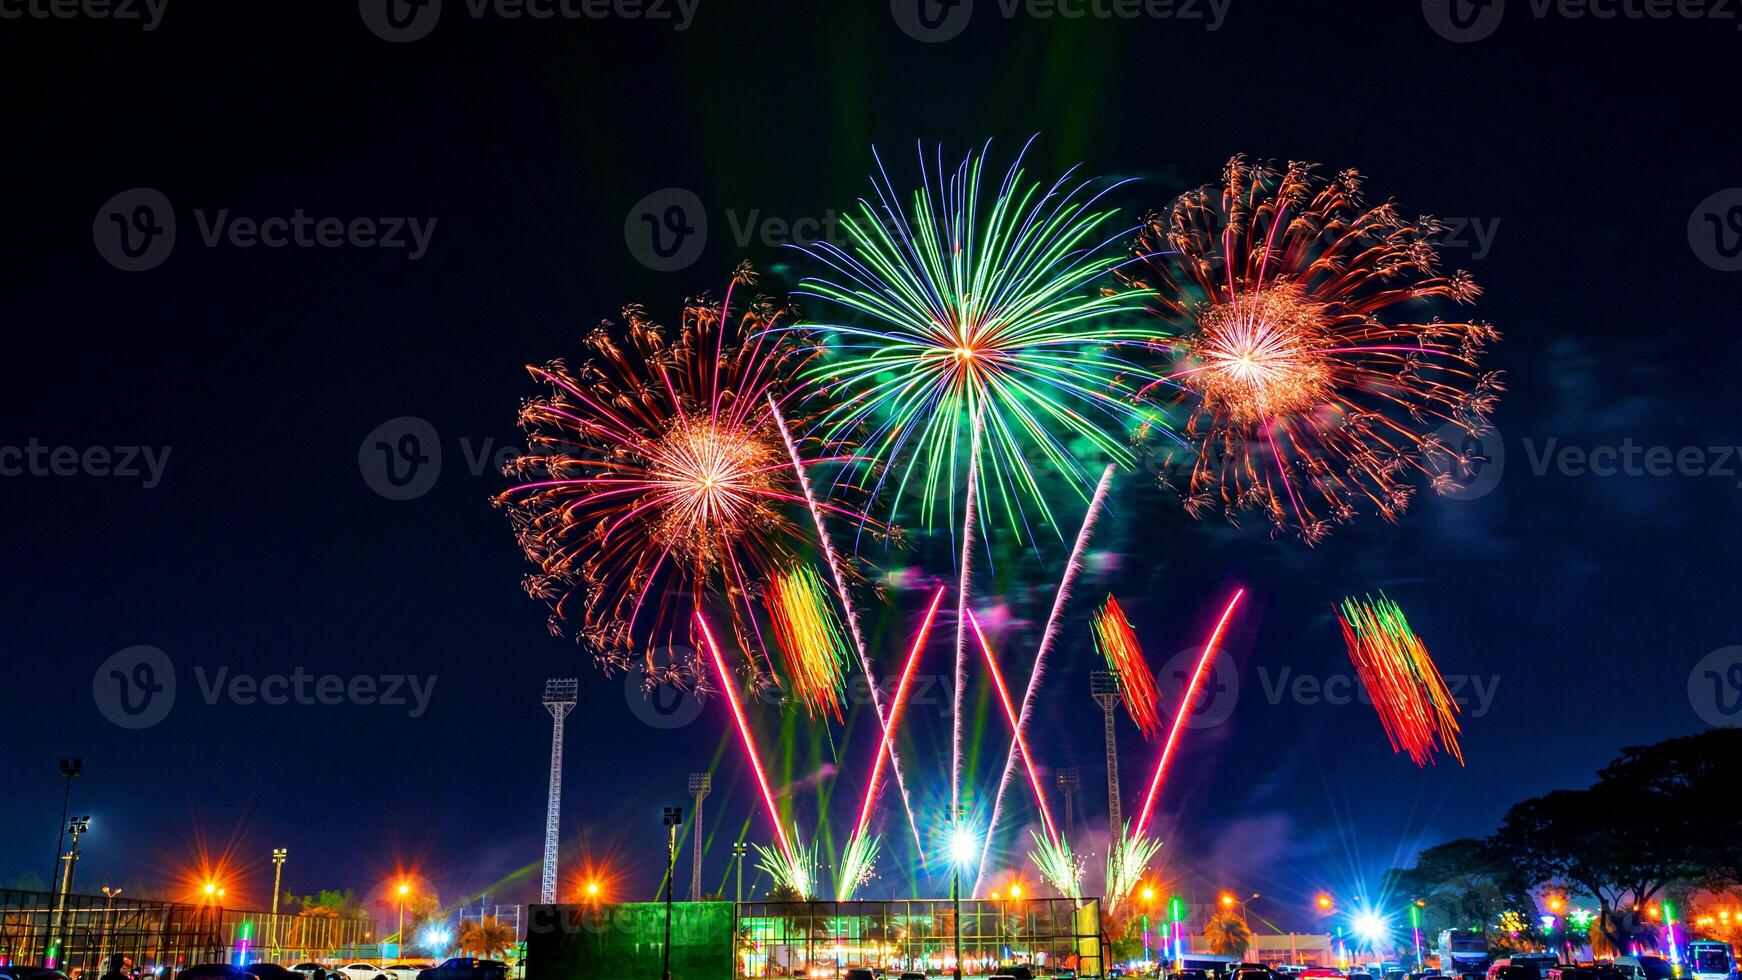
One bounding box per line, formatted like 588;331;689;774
1092;595;1164;739
1337;594;1464;767
696;611;794;862
968;610;1059;845
763;566;852;721
1135;589;1245;833
850;588;948;846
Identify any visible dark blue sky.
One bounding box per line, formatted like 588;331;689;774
3;0;1740;933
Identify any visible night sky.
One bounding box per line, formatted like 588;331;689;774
4;0;1740;934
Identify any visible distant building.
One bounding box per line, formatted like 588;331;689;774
1185;932;1334;966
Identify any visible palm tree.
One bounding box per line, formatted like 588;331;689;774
1204;910;1253;958
456;916;516;959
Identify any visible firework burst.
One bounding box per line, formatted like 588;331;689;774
496;263;859;685
1027;830;1084;900
796;138;1163;539
764;565;853;720
1092;594;1163;739
1103;821;1164;915
754;836;817;901
836;831;882;901
1337;593;1464;766
1123;156;1504;544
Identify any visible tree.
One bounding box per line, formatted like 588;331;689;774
1486;730;1742;953
456;916;516;958
1385;838;1540;948
1204;911;1253;958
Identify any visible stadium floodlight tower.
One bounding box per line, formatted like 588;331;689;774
540;678;579;905
1056;768;1080;847
688;773;711;901
1090;671;1123;858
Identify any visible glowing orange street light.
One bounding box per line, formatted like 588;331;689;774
585;880;601;900
1221;893;1236;908
1142;886;1156;904
1317;893;1334;911
1010;884;1022;900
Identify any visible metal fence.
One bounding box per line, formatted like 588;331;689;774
732;898;1102;980
0;889;380;975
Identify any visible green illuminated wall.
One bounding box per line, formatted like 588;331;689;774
526;902;734;980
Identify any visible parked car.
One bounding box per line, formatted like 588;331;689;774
846;970;876;980
1609;959;1673;980
413;961;508;980
333;965;388;980
2;968;72;980
246;966;301;980
174;965;257;980
383;966;432;980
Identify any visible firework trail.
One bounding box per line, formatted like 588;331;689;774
1093;595;1164;738
851;588;947;872
975;463;1114;888
497;263;859;686
763;566;853;720
968;610;1058;848
1337;594;1463;766
795;137;1163;541
836;831;881;901
697;611;793;863
1134;589;1246;834
952;409;982;824
1122;157;1504;545
767;394;925;858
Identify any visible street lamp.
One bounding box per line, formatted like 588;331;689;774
52;759;82;905
397;883;412;959
946;818;978;980
663;806;685;980
100;887;122;972
732;842;748;906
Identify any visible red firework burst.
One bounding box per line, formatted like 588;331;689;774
1123;157;1505;544
495;263;858;688
1337;593;1464;767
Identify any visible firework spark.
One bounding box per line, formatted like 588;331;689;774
496;263;858;685
836;831;881;901
1027;830;1084;900
1337;594;1463;766
850;588;947;865
754;836;816;900
1103;821;1164;915
1092;595;1163;739
796;138;1162;540
1123;157;1504;544
969;609;1058;846
763;565;853;720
